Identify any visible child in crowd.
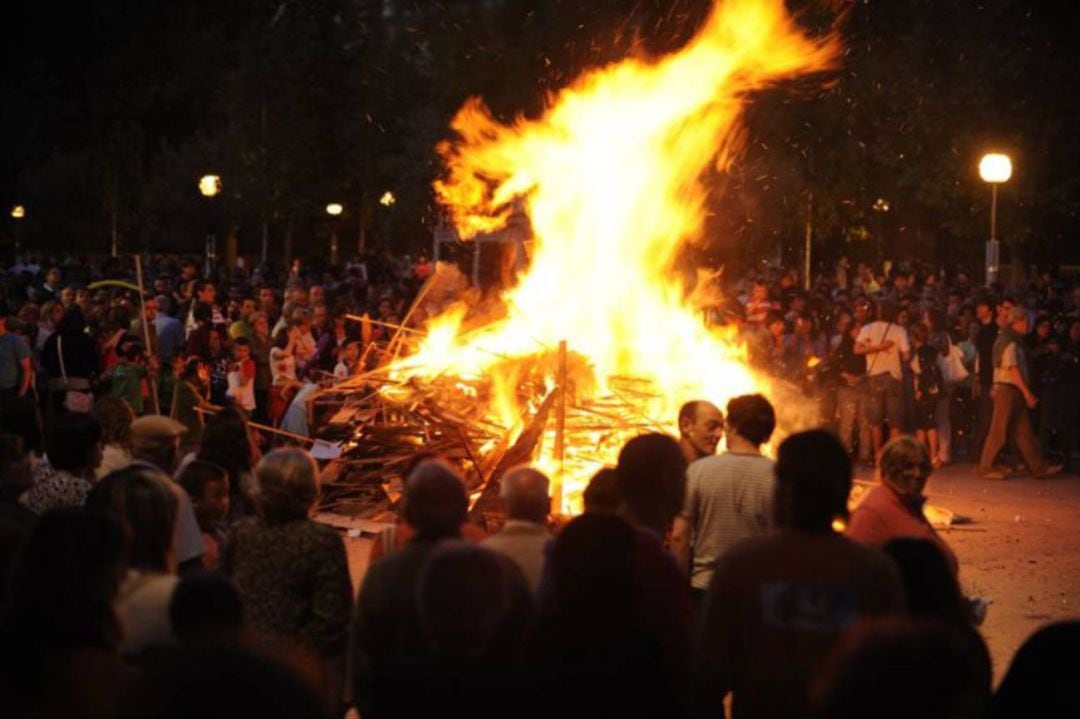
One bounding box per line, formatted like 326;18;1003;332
334;340;362;380
172;357;212;456
227;337;257;412
106;337;148;415
177;459;230;571
206;328;231;407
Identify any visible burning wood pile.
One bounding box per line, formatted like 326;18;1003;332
314;338;669;528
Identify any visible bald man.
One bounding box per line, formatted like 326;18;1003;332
481;466;551;592
678;400;725;465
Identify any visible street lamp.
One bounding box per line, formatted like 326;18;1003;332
198;174;221;276
872;197;890;251
10;205;25;254
326;203;343;265
978;153;1012;285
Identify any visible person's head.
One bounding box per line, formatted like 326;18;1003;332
308;285;325;307
583;466;619;514
251;311;269;336
5;510;125;651
169;572;244;646
547;512;637;628
59;285;76;306
194;280;216;305
853;297;872;324
93;395;135;450
678;401;724;460
814;619;991;719
882;538;968;627
141;295;158;321
402;459;468;541
87;463;179;573
253;448;319;524
56;304;87;335
751;280;768;301
208;327;224;356
615;433;687;535
766;312;786;337
0;433;33;498
993;621;1080;719
44;266;61;286
192;301;213;327
312;303;328;330
910;321;929;346
725;393;776;447
290;306;312;331
500;466;550;523
180;261;198;282
997;297;1016;326
233;336;251;363
178;460;230;529
974;299;994;323
130;415;188;473
258;287;275;309
879;436;932;502
774;430;851;533
46;412;103;476
417;541;528;660
239;297;256;320
1006;305;1029;335
878;300;899;324
342;340;361;366
1034;316;1052;339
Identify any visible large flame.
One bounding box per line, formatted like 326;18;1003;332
392;0;840;511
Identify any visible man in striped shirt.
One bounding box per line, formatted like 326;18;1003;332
671;394;777;606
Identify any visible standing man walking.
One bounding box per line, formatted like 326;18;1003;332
979;306;1062;480
971;299;998;462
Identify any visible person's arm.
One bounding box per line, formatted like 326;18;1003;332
303;530;354;657
670;516;693;577
1008;365;1038;407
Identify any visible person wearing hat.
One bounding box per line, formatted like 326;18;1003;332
0;302;32;409
128;414;206;574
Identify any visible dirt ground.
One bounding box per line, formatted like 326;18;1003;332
916;463;1080;682
342;463;1080;685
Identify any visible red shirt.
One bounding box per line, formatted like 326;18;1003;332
847;483;959;575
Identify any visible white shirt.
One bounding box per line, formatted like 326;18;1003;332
856;321;910;381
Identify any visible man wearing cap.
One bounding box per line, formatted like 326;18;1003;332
0;303;32;409
129;415;206;572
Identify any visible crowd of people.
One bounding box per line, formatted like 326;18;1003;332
720;257;1080;478
0;250;1077;718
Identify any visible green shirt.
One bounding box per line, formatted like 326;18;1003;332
108;361;147;414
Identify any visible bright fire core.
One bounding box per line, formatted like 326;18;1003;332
389;0;840;513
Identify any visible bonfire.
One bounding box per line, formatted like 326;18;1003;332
317;0;841;523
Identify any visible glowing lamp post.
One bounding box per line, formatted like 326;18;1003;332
326;203;343;265
11;205;25;254
199;174;221;276
978;153;1012;285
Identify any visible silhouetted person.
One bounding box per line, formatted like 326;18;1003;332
482;465;551;592
0;510;133;719
530;512;685;718
169;572;244;646
814;619;991;719
695;430;905;719
582;466;618;513
350;459;470;719
992;621;1080;719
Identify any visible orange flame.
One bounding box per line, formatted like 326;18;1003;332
397;0;840;512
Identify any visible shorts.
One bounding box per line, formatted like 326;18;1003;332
865;373;903;429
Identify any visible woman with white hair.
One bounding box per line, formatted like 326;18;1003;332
846;436;958;575
224;448;352;709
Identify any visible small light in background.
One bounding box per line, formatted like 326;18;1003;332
379;191;396;207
